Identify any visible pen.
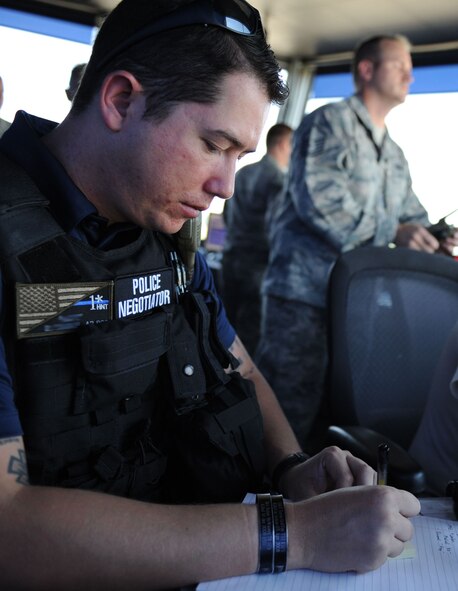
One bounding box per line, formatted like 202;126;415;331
377;443;390;485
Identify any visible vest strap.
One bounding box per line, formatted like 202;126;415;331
18;238;82;283
0;153;66;262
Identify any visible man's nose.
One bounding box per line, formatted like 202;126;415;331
405;69;414;84
206;163;236;201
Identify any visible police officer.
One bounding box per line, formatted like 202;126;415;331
0;4;419;589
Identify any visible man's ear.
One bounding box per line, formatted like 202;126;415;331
99;71;143;131
357;59;375;83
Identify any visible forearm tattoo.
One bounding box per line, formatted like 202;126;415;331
228;339;244;369
229;336;256;379
1;437;29;485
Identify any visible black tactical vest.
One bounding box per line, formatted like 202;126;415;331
0;153;267;503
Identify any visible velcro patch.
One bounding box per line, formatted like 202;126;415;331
115;269;173;320
16;282;113;338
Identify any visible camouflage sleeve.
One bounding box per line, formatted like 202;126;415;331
288;104;429;250
289;107;371;250
397;160;430;225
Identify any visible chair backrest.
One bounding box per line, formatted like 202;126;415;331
327;246;458;450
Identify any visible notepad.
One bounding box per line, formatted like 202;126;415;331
197;510;458;591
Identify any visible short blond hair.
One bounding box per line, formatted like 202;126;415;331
352;34;411;90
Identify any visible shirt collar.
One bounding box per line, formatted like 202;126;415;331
348;95;377;132
348;95;388;149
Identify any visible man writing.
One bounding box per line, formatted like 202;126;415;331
0;5;418;589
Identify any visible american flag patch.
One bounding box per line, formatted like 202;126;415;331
16;282;113;338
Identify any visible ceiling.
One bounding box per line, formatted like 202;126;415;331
251;0;458;64
2;0;458;66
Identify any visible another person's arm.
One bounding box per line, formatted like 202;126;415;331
395;222;458;256
395;183;439;252
394;223;439;252
387;145;458;254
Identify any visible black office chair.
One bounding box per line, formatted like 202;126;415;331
326;246;458;493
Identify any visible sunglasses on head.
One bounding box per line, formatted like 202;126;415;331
96;0;264;70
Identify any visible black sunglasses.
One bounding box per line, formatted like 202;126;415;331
96;0;264;71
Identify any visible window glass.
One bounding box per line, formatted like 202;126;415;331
0;7;94;123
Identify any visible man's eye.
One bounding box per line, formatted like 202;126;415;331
204;140;220;153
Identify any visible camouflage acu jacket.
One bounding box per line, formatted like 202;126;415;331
263;95;429;308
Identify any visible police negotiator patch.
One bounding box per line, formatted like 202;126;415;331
16;269;173;338
115;269;173;321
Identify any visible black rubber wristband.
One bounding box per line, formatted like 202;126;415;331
271;494;288;573
256;493;274;574
272;452;309;491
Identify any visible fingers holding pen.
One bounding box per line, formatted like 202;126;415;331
388;518;414;558
383;489;419;559
367;487;419;561
287;485;420;574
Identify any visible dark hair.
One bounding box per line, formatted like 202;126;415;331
73;0;288;120
266;123;292;150
351;34;411;89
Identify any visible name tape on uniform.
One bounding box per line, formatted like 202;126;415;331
115;269;173;320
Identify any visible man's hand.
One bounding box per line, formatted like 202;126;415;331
438;229;458;256
279;446;376;501
286;485;420;573
394;223;439;252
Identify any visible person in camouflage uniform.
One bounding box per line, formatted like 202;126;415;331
222;123;293;356
256;34;454;447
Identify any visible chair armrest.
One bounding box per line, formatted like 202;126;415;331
327;425;426;494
